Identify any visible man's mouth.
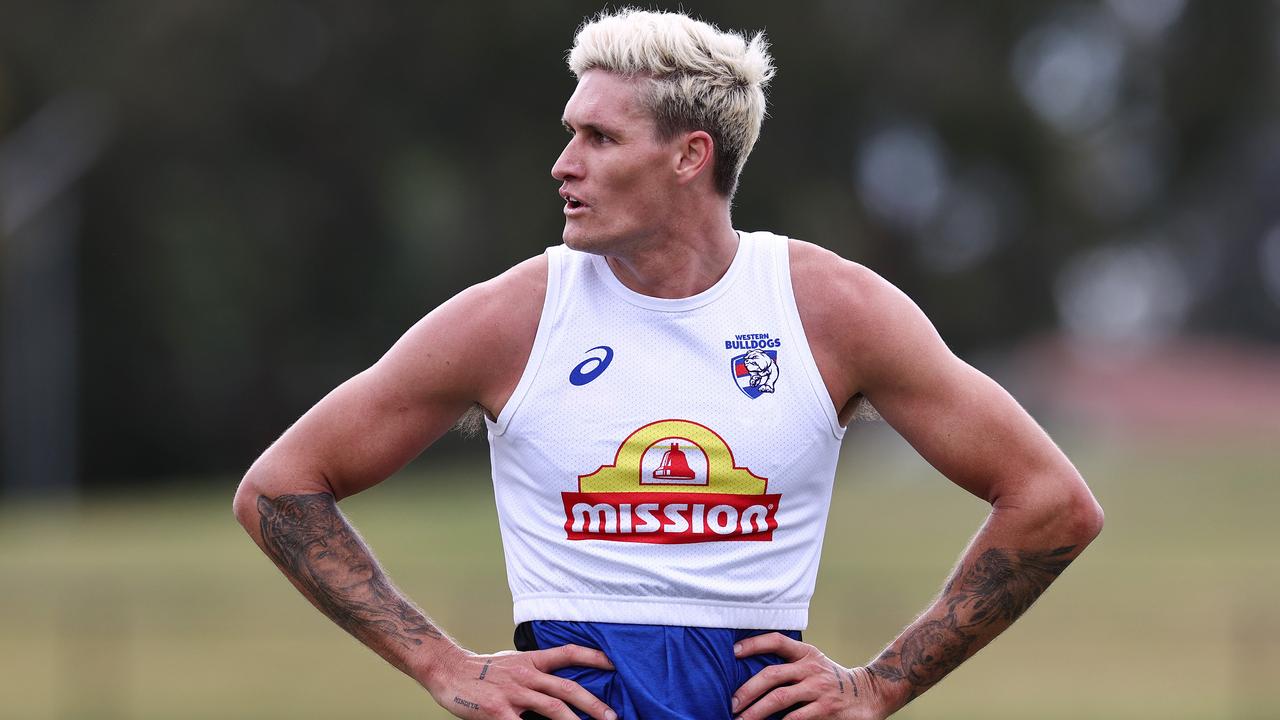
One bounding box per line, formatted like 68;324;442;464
560;189;589;213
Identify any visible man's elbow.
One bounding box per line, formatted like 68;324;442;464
233;452;337;532
232;454;287;533
232;470;265;533
1002;471;1104;547
1060;480;1105;547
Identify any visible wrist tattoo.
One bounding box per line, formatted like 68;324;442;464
869;545;1077;699
257;493;443;649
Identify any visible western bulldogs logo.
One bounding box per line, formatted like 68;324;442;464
731;349;779;398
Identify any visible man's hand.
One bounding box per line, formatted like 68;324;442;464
428;644;618;720
732;633;890;720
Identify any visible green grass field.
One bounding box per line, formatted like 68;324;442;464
2;427;1277;719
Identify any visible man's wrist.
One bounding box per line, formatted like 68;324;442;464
858;663;911;717
413;640;469;695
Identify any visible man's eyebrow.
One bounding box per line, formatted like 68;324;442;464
561;119;619;137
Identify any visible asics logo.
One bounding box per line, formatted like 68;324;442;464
569;346;613;386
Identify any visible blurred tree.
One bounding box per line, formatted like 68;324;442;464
0;0;1276;486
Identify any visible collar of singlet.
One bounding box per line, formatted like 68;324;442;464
586;231;751;313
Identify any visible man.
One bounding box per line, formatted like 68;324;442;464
234;9;1103;720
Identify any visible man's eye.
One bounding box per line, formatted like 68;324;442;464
594;132;613;144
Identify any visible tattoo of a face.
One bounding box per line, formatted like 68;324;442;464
897;614;975;686
868;545;1077;701
257;493;443;649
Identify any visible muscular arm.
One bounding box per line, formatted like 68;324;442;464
864;540;1085;709
231;257;528;682
835;254;1103;711
732;242;1104;719
251;491;444;674
231;257;623;718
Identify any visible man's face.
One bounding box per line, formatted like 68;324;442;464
552;70;680;254
301;518;376;590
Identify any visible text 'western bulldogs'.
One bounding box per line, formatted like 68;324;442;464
725;332;782;350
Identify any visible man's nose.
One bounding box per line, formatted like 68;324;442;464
552;140;581;182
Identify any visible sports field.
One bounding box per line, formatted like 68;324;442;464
2;426;1277;719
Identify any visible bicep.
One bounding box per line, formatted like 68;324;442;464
256;358;473;501
857;289;1076;504
245;288;512;501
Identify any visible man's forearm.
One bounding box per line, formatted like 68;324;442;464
237;490;457;684
864;503;1101;712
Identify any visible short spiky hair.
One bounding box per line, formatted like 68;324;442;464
567;8;775;198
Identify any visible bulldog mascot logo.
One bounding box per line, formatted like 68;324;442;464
731;350;780;399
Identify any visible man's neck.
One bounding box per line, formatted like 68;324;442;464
602;211;739;299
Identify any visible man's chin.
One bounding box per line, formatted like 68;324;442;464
562;224;638;256
562;229;602;254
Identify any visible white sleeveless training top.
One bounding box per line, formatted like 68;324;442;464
486;231;846;631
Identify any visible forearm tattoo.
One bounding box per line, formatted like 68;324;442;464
868;545;1076;700
257;493;442;650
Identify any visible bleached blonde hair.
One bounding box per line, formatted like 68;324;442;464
567;8;775;198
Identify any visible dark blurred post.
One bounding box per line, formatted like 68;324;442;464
0;92;112;500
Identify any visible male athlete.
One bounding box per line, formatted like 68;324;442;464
234;9;1103;720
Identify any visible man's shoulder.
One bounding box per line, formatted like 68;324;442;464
785;238;906;329
378;251;549;415
440;251;549;357
464;252;549;311
392;252;549;365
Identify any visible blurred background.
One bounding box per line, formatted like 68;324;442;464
1;0;1277;717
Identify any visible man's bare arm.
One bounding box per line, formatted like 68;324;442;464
732;243;1102;719
254;491;444;664
233;257;618;720
845;263;1104;711
863;539;1088;710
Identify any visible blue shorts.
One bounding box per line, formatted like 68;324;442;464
514;620;802;720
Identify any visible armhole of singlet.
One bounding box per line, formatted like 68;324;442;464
771;236;846;440
487;245;562;437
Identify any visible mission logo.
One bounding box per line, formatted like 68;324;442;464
562;419;780;543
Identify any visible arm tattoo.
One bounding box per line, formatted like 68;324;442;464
945;546;1075;628
257;493;443;650
869;545;1077;700
867;650;906;683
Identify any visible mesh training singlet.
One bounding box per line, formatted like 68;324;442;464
486;231;846;630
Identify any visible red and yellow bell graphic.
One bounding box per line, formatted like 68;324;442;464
652;443;696;480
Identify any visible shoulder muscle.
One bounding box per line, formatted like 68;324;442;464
788;239;947;418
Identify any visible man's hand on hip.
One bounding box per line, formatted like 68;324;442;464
427;644;618;720
732;633;891;720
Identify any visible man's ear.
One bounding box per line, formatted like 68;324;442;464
673;130;714;186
